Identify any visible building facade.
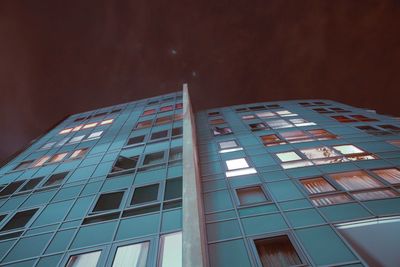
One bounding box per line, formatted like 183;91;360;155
0;85;399;266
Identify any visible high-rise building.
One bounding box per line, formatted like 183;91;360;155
0;85;399;267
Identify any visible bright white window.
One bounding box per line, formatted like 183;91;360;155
276;110;297;117
66;250;101;267
226;168;257;177
276;152;301;162
290;118;316;127
72;125;83;132
226;158;249;170
70;148;88;159
256;111;276;118
100;119;114;125
159;232;182;267
83;122;98;129
333;145;364;155
41;142;56;150
219;140;238;149
300;147;340;159
87;131;103;139
69;135;85;144
266;119;293;129
56;137;70;147
112;242;149;267
59;128;72;134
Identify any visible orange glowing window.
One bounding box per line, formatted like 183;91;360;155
155;116;173;125
260;134;286;146
142;109;156;116
307;129;336;140
83;122;98;129
175;103;183;109
136;120;153;129
69;148;88;159
210;118;225;125
32;156;51;167
160;105;173;112
350;115;378;122
174;114;183;121
331;116;357;123
100;119;113;125
59;128;72;134
48;152;68;163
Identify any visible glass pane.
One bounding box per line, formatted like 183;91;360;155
43;172;68;187
127;136;145;146
266;119;293;129
330;171;383;191
333;145;364;155
219;140;238;149
151;130;168;140
311;193;352;207
19;177;43;192
351;189;398;201
372;168;400;184
280;131;311;143
276;152;301;162
226;158;249;170
300;147;340;159
1;209;38;231
131;184;159;205
159;232;182;267
164;177;182;200
143;152;165;165
112;242;149;267
301;177;336;194
237;186;267;205
255;235;302;267
66;250;101;267
93;192;124;212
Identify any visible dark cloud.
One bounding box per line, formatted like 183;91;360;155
1;0;400;163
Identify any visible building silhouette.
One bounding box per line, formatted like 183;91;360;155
0;85;399;266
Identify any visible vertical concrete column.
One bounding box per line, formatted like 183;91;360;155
182;84;209;267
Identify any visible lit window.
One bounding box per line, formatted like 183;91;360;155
352;189;398;201
256;111;276;118
266;119;293;129
331;115;357;123
59;128;73;134
281;130;312;143
311;193;352;207
32;156;51;167
242;115;256;120
159;232;182;267
112;155;139;172
142;109;156;116
276;110;297;117
260;134;286;146
13;160;34;170
219;140;238;149
236;186;267;205
1;209;38;232
87;131;103;139
249;123;267;131
308;129;336;140
100;119;113;125
155;115;173;125
226;158;249;170
226;168;257;177
66;250;101;267
254;235;303;267
112;242;149;267
290;118;316;127
160;105;173;112
350;115;377;122
83;122;98;129
136;120;152;129
69;148;88;159
41;142;55;150
131;184;159;205
48;152;68;163
127;135;145;146
69;135;85;143
93;191;124;212
372;168;400;184
300;177;336;194
173;113;183;121
43;172;68;187
72;125;83;132
213;127;232;136
333;145;364;155
210;118;225;125
175;103;183;109
300;147;340;160
276;152;301;162
330;171;383;191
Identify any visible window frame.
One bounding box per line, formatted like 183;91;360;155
234;185;271;207
90;190;126;215
128;182;161;208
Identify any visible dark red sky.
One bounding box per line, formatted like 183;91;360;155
1;0;400;163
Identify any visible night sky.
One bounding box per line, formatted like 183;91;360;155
1;1;400;163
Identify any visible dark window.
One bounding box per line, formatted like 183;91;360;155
235;107;248;112
0;180;26;197
13;160;34;171
313;108;332;114
350;114;377;122
169;147;182;161
83;212;120;225
379;125;400;132
249;123;267;131
147;100;159;105
213;127;232;136
236;186;267;205
92;112;107;118
330;107;349;113
331;115;357;123
0;215;6;224
151;130;168;140
208;111;220;116
160;105;173;112
266;104;281;109
111;108;122;114
261;135;286;146
357;126;389;136
155;115;173;125
143;151;165;165
164;177;182;200
255;235;303;267
172;127;182;136
175;103;183;109
93;192;124;212
313;101;328;105
112;155;139;172
74;117;86;122
1;209;38;231
131;184;159;205
249;105;265;111
127;135;145;146
19;177;44;192
43;172;68;187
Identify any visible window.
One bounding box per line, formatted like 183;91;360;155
112;242;149;267
66;250;101;267
48;152;68;163
59;128;73;134
19;177;43;192
127;135;145;146
155;115;173;125
372;168;400;184
300;177;336;194
225;158;257;177
236;186;268;205
249;105;265;111
242;115;256;120
333;145;376;161
0;180;25;197
276;152;301;162
56;137;69;147
260;134;286;146
32;156;51;167
159;232;182;267
249;123;267;131
112;155;139;172
69;135;85;143
43;172;68;187
289;118;316;127
164;177;182;200
308;129;336;140
332;115;377;123
208;111;220;116
41;142;55;150
330;107;349;113
93;112;107;118
142;109;156;116
93;191;124;212
331;115;357;123
218;140;243;153
357;126;389;136
310;193;352;207
87;131;103;139
210;118;225;125
300;147;341;160
72;125;83;132
136;120;152;129
13;160;34;170
1;209;38;232
100;119;113;125
143;151;165;165
254;235;303;267
276;110;297;117
169;147;182;161
280;131;312;143
350;115;377;122
389;140;400;147
256;111;276;118
175;103;183;109
83;122;98;129
313;108;333;114
74;117;86;122
352;189;398;201
266;119;293;129
69;148;88;159
172;127;182;137
330;171;383;191
212;126;232;136
131;184;159;205
160;105;173;112
151;130;168;140
379;124;400;132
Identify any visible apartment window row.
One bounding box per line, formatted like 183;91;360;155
142;103;183;116
332;115;378;123
0;172;68;199
147;94;182;105
357;125;400;136
110;147;182;176
59;119;113;135
135;114;183;129
299;101;329;107
313;107;350;114
242;110;298;121
73;107;122;122
235;104;281;112
261;129;336;146
14;148;89;171
300;168;400;206
65;231;182;267
83;177;182;225
41;131;103;150
126;127;182;147
276;145;376;169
